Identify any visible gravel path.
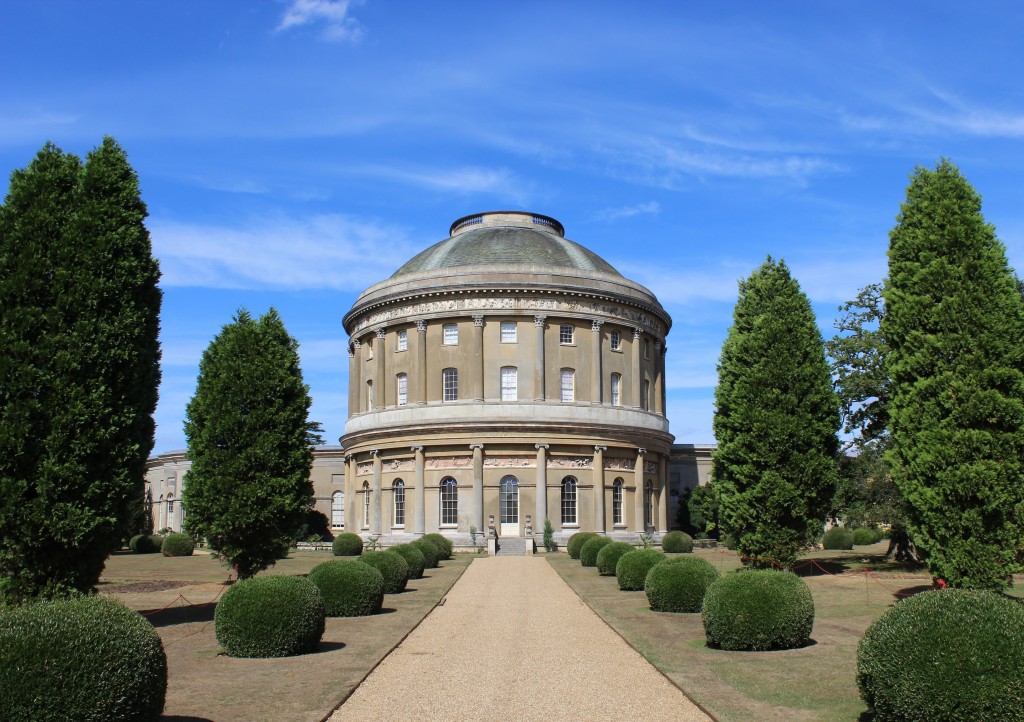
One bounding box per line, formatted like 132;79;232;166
331;556;710;721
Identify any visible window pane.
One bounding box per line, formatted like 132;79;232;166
499;476;519;524
397;373;408;406
397;329;408;351
443;368;458;401
500;321;517;343
644;480;653;528
440;477;458;525
559;324;574;344
610;330;620;350
561;477;577;525
501;366;517;401
611;374;621;406
443;324;458;345
363;482;370;528
393;480;405;527
560;368;574;402
612;480;623;525
332;491;345;527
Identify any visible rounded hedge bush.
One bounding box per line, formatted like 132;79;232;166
852;527;876;546
421;533;454;561
596;541;635;576
567;532;599;559
615;549;667;591
215;575;325;658
645;556;720;613
661;531;694;553
332;532;364;556
722;533;738;551
308;560;384;617
390;543;426;580
0;595;167;721
412;538;440;569
161;532;194;557
702;570;814;650
130;533;163;554
822;526;854;550
357;551;410;594
579;536;613;567
858;589;1024;722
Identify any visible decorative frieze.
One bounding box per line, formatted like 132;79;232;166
382;459;414;472
605;457;635;471
425;456;473;470
548;456;591;469
483;456;533;468
356;463;373;475
645;461;658;474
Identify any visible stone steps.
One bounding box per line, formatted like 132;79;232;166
494;536;528;556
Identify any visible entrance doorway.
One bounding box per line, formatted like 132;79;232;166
499;475;519;536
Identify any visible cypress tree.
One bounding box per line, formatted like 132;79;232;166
183;308;321;578
882;159;1024;590
713;258;840;568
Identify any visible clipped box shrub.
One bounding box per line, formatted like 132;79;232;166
858;589;1024;722
215;575;325;658
332;532;364;556
645;556;720;613
702;570;814;650
661;530;694;553
412;538;440;569
390;543;426;580
596;541;635;576
852;527;876;546
822;526;854;550
130;533;163;554
567;532;599;559
0;595;167;721
579;536;613;567
422;533;454;561
161;532;194;557
615;549;667;591
308;560;384;617
358;551;410;594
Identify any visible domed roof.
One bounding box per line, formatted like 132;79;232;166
391;211;622;278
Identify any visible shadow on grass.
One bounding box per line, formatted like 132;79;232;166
313;641;346;654
792;560;848;577
161;716;215;721
376;607;398;615
894;584;932;598
143;602;216;627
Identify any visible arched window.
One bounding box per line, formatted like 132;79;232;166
644;479;654;530
440;477;458;526
158;494;165;529
167;495;175;530
396;373;408;406
392;479;405;527
362;481;371;529
500;366;517;401
499;475;519;525
610;373;621;406
332;491;345;528
612;478;624;526
443;368;458;401
561;476;577;526
560;368;575;402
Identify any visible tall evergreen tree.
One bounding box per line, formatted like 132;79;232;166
0;139;161;600
713;257;840;568
882;159;1024;590
183;308;321;579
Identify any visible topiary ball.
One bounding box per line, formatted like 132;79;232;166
412;538;440;569
822;527;854;550
390;543;426;580
852;528;876;546
332;532;364;556
0;595;167;721
161;532;195;557
357;551;410;594
596;542;635;576
661;531;694;553
579;536;613;567
215;575;325;658
130;533;162;554
308;560;385;617
566;532;599;559
422;533;454;561
645;557;720;613
615;549;667;590
702;570;814;651
858;589;1024;722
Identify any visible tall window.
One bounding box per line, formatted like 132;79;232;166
366;380;374;410
440;477;458;525
560;368;575;402
644;480;654;529
397;329;408;351
611;373;621;406
443;368;458;401
501;366;518;401
644;338;650;359
500;321;517;343
332;491;345;528
642;379;651;411
561;476;578;525
559;324;574;344
362;481;371;529
397;373;408;406
393;480;405;527
443;323;458;345
612;479;623;525
610;329;621;351
499;475;519;524
167;498;175;529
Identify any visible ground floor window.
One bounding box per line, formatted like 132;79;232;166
612;479;623;525
499;475;519;524
332;491;345;528
644;479;654;529
362;481;371;529
440;477;458;525
393;480;405;526
561;476;577;525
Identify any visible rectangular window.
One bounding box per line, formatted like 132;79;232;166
500;321;517;343
560;368;575;402
501;366;517;401
610;329;620;351
443;323;459;345
643;338;650;359
611;373;621;406
559;324;574;345
642;379;651;411
332;492;345;528
397;373;408;406
443;368;458;402
397;329;408;351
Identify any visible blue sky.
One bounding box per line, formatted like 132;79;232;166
4;1;1024;453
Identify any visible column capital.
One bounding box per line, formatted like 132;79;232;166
534;315;546;327
415;319;427;332
591;319;604;331
347;344;355;358
353;338;362;349
410;445;424;453
370;449;380;458
654;339;662;350
636;447;647;456
374;327;386;339
633;327;642;340
469;443;484;451
472;314;485;327
594;445;607;452
535;443;549;451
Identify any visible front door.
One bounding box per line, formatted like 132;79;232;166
499;475;519;537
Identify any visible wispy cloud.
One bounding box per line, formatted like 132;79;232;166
594;201;660;222
351;164;534;203
277;0;365;42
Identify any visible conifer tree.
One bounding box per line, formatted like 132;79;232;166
713;258;840;568
183;308;321;579
882;159;1024;590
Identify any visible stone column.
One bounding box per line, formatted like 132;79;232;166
344;454;355;531
351;339;362;413
347;341;358;417
591;320;603;404
631;328;642;409
654;340;665;416
658;453;669;533
412;445;425;536
416;320;427;405
535;444;549;531
634;447;646;532
374;328;386;408
470;444;484;531
371;450;382;535
534;315;546;401
472;315;485;402
660;343;668;415
593;445;606;532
